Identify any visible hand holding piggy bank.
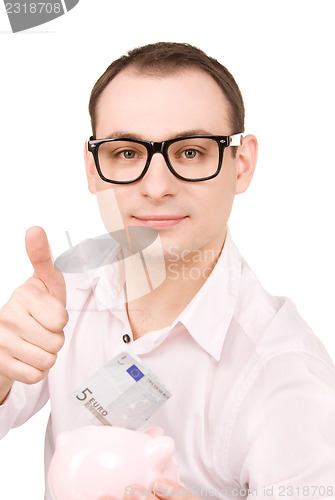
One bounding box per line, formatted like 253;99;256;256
48;426;180;500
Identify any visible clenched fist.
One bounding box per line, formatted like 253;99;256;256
0;227;68;404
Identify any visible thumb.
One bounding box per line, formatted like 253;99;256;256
25;226;66;306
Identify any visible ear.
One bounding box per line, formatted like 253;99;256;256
235;134;258;194
84;140;97;194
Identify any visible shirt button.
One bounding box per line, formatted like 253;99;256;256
123;334;131;343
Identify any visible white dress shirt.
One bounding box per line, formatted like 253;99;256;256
1;231;335;500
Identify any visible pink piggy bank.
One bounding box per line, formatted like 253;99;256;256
48;426;180;500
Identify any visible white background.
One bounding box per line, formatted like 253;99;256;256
0;0;334;498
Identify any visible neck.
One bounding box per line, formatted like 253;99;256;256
125;233;226;339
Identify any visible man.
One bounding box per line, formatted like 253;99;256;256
0;42;334;500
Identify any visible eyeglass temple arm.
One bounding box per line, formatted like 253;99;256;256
229;133;243;146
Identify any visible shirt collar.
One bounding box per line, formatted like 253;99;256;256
177;229;242;361
66;229;242;361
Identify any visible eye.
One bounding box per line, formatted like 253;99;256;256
111;147;144;161
181;148;200;159
120;149;137;159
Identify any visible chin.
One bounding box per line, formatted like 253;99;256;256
160;242;190;263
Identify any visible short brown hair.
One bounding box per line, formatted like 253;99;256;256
88;42;245;138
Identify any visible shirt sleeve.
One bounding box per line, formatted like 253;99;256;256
227;352;335;499
0;378;49;440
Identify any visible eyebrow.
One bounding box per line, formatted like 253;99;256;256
100;129;217;141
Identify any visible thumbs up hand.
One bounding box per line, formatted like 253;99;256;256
0;227;68;403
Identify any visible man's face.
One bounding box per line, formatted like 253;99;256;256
86;68;248;261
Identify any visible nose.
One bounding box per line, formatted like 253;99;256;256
139;151;179;200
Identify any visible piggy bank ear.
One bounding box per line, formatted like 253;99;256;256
144;427;164;438
55;431;72;449
144;436;175;472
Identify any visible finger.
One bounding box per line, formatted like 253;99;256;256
21;317;65;354
124;484;152;500
25;226;66;306
0;353;47;385
151;480;189;499
10;279;68;332
1;333;57;372
0;312;65;354
27;286;68;333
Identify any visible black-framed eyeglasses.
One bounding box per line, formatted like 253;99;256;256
87;133;242;184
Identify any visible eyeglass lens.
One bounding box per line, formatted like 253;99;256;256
97;138;220;182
